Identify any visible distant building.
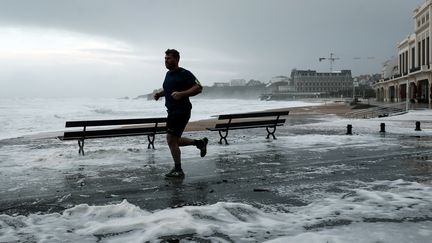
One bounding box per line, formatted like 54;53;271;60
291;69;353;94
213;82;230;87
374;0;431;104
230;79;246;86
265;80;293;93
261;70;353;100
269;76;290;84
246;79;263;86
266;76;294;92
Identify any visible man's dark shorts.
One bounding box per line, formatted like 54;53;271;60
166;110;191;137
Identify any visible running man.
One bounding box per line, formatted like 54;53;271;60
153;49;208;178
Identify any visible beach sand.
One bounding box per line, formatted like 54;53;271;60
186;102;351;132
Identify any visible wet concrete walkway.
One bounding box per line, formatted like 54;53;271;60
1;113;432;216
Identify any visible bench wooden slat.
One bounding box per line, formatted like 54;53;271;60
207;110;290;145
60;117;170;155
60;126;167;140
218;111;289;120
213;119;286;129
208;123;285;131
65;118;167;128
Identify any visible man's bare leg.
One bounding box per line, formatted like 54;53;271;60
166;135;208;178
179;137;195;146
167;134;182;171
179;137;208;157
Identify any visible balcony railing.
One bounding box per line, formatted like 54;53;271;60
410;66;421;72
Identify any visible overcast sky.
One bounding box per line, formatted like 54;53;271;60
0;0;425;98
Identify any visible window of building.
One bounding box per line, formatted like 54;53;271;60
418;20;421;27
427;13;430;21
422;16;425;24
418;42;421;66
412;47;415;69
400;53;404;74
422;39;426;65
427;37;430;64
405;50;409;73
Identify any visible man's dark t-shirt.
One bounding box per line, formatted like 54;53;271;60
163;67;200;112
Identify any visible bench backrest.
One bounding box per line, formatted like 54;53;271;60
217;111;289;120
65;118;167;128
63;126;167;139
214;119;286;129
61;117;168;140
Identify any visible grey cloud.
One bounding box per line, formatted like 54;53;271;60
0;0;425;97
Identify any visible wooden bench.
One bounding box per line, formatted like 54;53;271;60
206;111;289;145
58;118;167;155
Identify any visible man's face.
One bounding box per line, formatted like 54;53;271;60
165;54;179;70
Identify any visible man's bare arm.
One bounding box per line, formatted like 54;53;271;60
171;84;202;100
153;89;165;100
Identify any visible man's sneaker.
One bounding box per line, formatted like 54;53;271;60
198;137;208;157
165;168;185;178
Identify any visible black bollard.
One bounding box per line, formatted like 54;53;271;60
346;124;352;135
380;123;386;133
415;121;421;131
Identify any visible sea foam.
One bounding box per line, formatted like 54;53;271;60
1;180;432;242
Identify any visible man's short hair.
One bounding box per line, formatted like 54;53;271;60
165;49;180;60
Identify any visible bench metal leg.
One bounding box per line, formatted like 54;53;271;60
218;130;229;145
147;134;155;149
266;126;277;140
78;139;85;156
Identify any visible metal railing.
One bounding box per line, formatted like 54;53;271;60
345;101;408;119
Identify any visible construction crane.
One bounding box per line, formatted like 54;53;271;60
319;53;376;72
319;53;340;72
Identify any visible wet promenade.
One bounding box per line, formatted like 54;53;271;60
1;112;432;217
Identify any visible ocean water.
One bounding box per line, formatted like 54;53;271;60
0;97;319;139
1;99;432;242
